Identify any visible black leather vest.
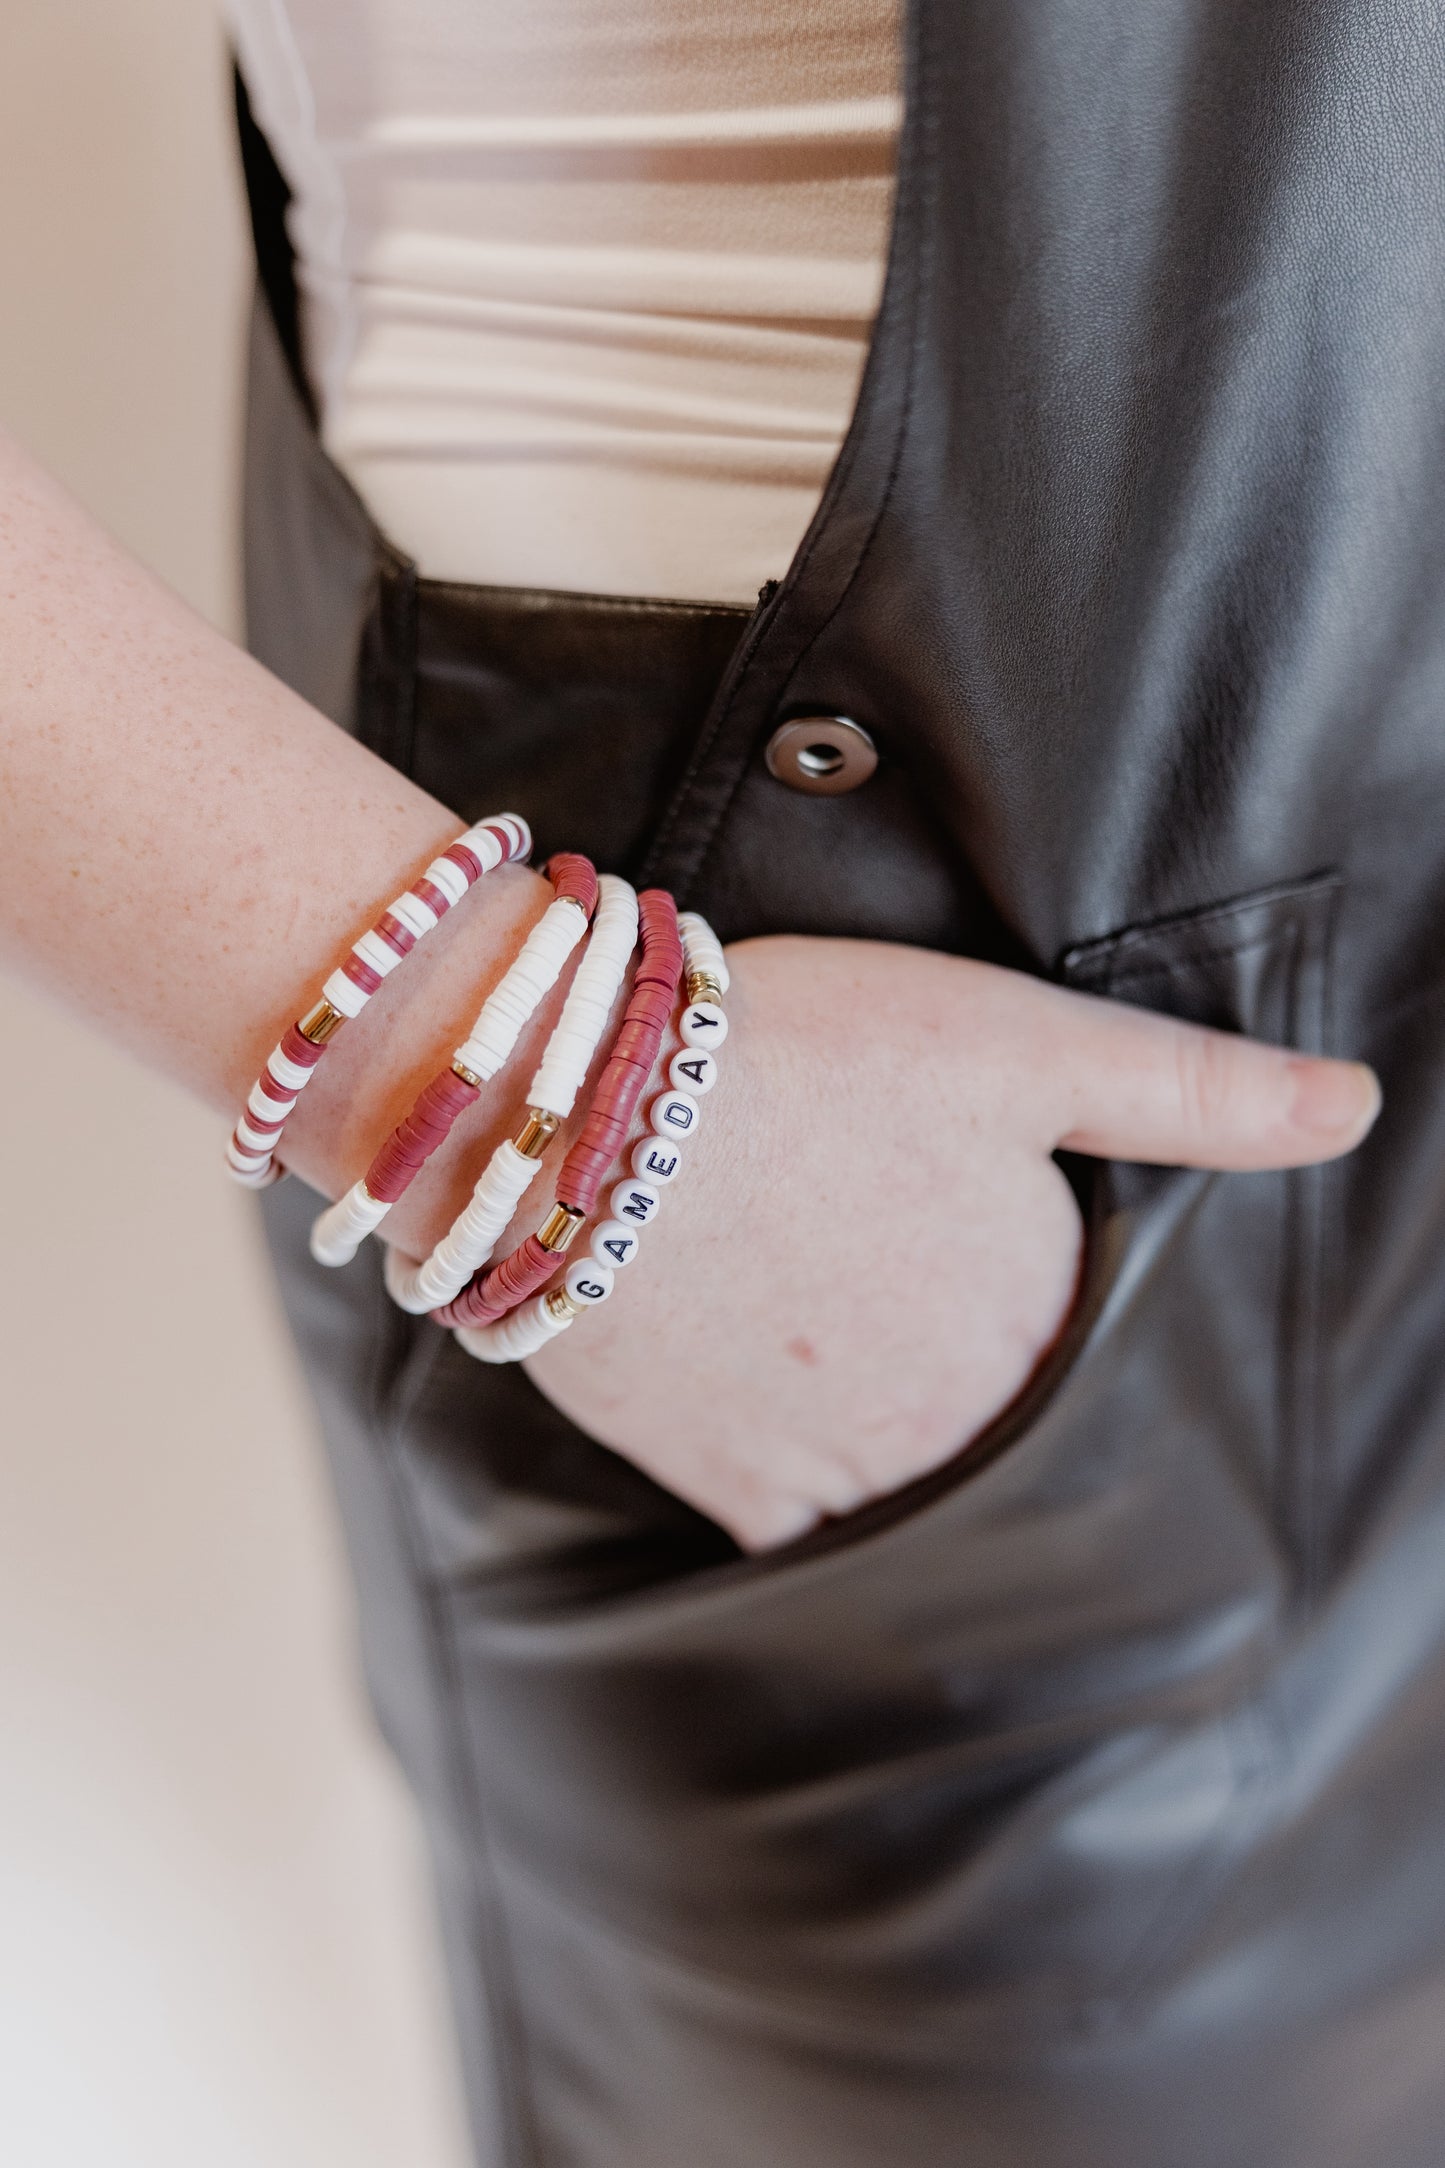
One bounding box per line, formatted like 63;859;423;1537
243;7;1445;2161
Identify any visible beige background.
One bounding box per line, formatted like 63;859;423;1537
0;6;471;2162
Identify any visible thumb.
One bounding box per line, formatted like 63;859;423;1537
1037;983;1381;1170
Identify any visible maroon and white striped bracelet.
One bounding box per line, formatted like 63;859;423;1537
226;812;530;1188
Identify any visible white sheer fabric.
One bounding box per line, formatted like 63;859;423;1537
227;0;900;601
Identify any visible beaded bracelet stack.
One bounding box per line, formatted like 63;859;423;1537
226;817;729;1367
451;908;729;1365
384;872;639;1313
309;850;600;1265
433;887;682;1332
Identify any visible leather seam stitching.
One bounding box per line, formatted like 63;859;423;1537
374;1328;548;2168
1070;927;1287;996
648;0;935;901
415;579;750;623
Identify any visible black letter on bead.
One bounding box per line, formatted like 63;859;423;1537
676;1057;709;1088
664;1101;694;1131
603;1236;632;1265
619;1191;649;1220
686;1008;720;1033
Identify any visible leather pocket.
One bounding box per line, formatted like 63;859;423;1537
747;867;1345;1577
618;872;1346;2040
1053;868;1342;1588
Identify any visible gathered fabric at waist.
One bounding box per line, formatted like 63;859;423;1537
225;0;901;604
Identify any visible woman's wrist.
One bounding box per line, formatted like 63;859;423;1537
274;852;573;1257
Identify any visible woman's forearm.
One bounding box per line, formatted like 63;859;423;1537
0;434;1383;1546
0;427;561;1249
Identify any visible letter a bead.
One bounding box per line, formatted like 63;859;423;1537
668;1049;718;1096
564;1259;615;1306
590;1220;640;1269
650;1089;699;1139
610;1178;661;1225
679;1000;728;1048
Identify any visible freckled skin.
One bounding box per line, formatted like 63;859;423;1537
0;427;1380;1551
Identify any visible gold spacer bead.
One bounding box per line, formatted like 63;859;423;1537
451;1057;484;1089
686;971;724;1006
543;1286;580;1324
513;1106;561;1159
538;1203;585;1253
298;998;346;1045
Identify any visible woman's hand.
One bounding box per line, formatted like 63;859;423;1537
526;934;1380;1551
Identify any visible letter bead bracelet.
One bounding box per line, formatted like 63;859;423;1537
451;908;730;1366
225;822;730;1369
227;812;530;1187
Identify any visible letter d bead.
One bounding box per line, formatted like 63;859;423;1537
650;1089;699;1139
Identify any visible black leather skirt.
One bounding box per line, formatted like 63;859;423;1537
238;0;1445;2151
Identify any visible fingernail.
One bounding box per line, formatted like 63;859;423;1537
1289;1058;1381;1138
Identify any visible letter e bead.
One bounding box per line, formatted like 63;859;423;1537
631;1139;680;1184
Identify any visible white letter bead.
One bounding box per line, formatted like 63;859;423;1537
650;1089;700;1140
668;1048;718;1096
564;1259;615;1306
680;999;729;1048
610;1178;661;1225
631;1139;681;1184
590;1220;640;1270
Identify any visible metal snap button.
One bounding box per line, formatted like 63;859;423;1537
764;715;878;796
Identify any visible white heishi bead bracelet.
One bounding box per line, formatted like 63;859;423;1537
455;1297;573;1366
309;865;608;1269
453;889;591;1082
453;909;727;1364
226;813;529;1188
385;876;641;1313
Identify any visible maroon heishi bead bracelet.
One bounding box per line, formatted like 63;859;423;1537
365;853;598;1206
307;851;598;1266
434;888;683;1330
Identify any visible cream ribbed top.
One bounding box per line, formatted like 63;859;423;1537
227;0;900;602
